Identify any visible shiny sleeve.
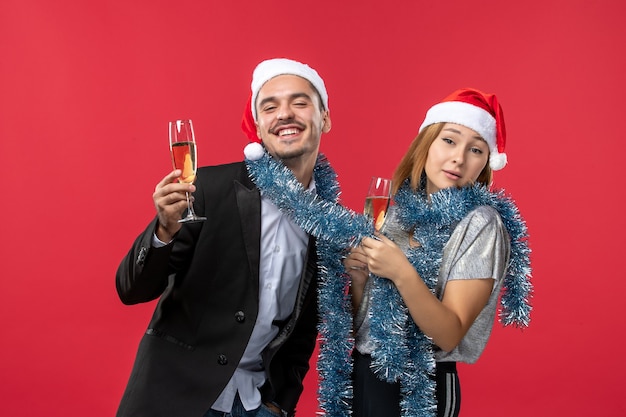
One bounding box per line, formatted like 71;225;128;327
440;206;510;287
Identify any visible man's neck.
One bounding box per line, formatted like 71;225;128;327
283;156;316;188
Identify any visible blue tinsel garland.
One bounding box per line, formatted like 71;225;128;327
245;150;532;417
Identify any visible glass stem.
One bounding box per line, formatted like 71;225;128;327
185;191;196;217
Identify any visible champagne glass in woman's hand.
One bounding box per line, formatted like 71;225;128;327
364;176;392;231
169;119;206;223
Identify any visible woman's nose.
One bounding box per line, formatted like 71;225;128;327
452;150;464;164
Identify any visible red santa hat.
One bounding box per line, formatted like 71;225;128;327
419;88;507;170
241;58;329;146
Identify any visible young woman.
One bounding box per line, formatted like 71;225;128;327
344;88;531;417
243;88;532;417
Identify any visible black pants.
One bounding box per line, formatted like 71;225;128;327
352;351;461;417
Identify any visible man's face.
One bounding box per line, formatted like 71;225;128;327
255;75;330;170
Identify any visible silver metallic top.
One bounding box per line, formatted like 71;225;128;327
354;204;510;364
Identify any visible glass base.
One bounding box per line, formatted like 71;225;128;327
178;214;207;223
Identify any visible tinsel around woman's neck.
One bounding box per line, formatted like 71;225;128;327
245;148;532;417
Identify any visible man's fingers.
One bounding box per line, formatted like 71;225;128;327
154;174;195;200
155;170;181;190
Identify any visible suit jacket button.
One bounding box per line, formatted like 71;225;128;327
217;354;228;365
234;311;245;323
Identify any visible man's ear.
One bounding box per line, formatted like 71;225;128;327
322;112;332;133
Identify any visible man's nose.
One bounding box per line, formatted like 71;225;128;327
276;103;294;120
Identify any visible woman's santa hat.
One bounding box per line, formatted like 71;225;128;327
419;88;508;170
241;58;329;156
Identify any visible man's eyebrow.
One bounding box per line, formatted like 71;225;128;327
258;92;313;108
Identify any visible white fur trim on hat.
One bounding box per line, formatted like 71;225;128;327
250;58;328;121
419;101;507;170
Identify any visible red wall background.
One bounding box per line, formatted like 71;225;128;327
1;0;624;416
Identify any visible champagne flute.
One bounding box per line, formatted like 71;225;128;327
169;119;206;223
364;176;392;231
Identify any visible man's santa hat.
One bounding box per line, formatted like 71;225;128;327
241;58;329;153
419;88;508;170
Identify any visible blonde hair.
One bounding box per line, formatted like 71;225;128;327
391;123;493;195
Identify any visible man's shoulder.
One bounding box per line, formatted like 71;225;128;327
197;161;246;177
198;160;245;170
196;161;256;191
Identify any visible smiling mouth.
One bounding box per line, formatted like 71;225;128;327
278;128;300;137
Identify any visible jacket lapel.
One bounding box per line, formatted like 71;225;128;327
235;179;261;294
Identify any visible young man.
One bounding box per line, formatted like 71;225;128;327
116;58;331;417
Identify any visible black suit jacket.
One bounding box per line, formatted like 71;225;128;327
116;162;318;417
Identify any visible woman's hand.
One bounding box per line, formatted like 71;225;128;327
344;246;369;288
360;233;413;284
344;245;369;311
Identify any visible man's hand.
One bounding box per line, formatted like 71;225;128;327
152;170;195;242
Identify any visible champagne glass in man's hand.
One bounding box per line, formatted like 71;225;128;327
169;119;206;223
364;176;392;231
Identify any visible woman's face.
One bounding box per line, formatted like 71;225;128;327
424;123;490;195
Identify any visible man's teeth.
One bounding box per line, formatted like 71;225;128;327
279;128;299;136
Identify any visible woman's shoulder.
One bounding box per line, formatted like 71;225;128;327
454;205;507;240
465;205;501;223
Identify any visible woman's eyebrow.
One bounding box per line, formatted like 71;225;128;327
442;127;484;141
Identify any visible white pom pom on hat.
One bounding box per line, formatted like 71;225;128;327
419;88;508;170
244;142;265;161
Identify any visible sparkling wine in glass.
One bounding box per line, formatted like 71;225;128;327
364;177;392;231
169;119;206;223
